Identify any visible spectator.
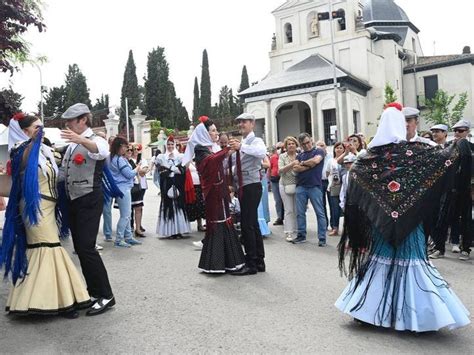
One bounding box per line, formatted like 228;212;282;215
278;136;299;242
269;145;284;225
430;124;448;147
292;133;327;246
339;154;356;211
326;142;344;236
315;140;330;229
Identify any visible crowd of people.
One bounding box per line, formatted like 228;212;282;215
0;101;471;333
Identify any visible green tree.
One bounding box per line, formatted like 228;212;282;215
384;83;397;105
0;0;45;74
91;94;109;127
120;50;140;129
422;90;468;128
175;98;190;131
144;47;171;124
64;64;91;108
192;77;200;120
199;49;211;117
0;87;23;125
42;85;66;119
238;65;250;93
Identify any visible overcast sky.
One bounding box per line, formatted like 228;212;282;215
1;0;472;118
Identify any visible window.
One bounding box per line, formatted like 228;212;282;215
424;75;438;101
334;9;346;31
412;38;416;51
353;110;361;133
284;23;293;43
323;109;337;145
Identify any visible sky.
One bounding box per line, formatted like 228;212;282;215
1;0;472;118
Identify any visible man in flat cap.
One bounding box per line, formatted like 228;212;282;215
60;103;115;315
430;123;449;147
453;119;471;141
402;107;436;146
228;113;267;275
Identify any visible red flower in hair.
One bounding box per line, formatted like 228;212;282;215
136;144;142;151
13;112;25;121
386;102;403;111
72;153;86;165
168;135;174;142
199;116;209;123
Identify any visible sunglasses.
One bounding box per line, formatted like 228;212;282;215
454;128;468;133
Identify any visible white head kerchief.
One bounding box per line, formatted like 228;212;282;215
368;107;407;149
164;137;180;160
7;118;58;176
182;123;220;166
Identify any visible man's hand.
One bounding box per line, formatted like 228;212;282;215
228;138;241;151
61;129;85;145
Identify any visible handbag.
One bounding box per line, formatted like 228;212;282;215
0;174;12;197
167;185;180;199
284;184;296;195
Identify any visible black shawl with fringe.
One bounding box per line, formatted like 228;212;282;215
338;141;460;278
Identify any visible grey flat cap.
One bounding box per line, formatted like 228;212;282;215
452;119;471;129
430;124;448;131
343;154;356;164
62;103;90;119
402;107;420;118
236;112;256;121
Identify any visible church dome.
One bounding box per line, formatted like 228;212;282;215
362;0;410;23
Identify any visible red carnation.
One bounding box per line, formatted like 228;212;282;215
72;153;86;165
386;102;403;111
387;180;400;193
6;160;12;176
168;135;175;142
13;112;25;121
199;116;209;123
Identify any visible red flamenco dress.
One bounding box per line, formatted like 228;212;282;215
194;145;245;273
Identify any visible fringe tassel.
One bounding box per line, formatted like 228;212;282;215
56;181;70;239
22;130;43;226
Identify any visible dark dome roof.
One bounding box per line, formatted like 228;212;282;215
362;0;410;23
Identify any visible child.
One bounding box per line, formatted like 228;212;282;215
229;186;241;225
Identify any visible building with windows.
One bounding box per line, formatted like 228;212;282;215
238;0;474;146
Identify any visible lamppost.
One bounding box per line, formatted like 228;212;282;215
31;61;46;122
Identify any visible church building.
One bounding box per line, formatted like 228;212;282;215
238;0;474;146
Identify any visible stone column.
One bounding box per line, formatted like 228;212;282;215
140;120;152;160
310;93;318;139
264;99;274;147
103;110;119;139
130;107;146;143
340;87;349;138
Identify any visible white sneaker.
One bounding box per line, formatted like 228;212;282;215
459;251;470;261
429;250;444;259
95;244;104;251
193;241;203;250
451;244;461;253
285;234;294;242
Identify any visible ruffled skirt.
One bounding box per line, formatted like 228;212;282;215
335;225;470;332
198;221;245;273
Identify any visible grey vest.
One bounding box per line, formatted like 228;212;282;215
63;138;104;200
233;135;263;187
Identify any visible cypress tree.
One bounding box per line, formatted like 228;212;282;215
120;50;140;128
64;64;91;108
192;77;200;120
238;65;250;93
42;85;66;119
144;47;171;124
199;49;211;117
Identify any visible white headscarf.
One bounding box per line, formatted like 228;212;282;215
182;122;220;166
368;107;407;149
7;118;58;176
164;136;180;160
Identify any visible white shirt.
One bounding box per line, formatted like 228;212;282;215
410;132;437;146
65;128;110;160
240;132;267;159
339;172;350;210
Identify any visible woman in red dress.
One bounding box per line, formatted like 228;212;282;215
183;117;245;273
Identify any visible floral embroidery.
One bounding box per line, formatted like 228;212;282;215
391;211;399;219
371;162;378;169
387;180;401;193
372;174;378;180
406;150;413;157
445;159;452;167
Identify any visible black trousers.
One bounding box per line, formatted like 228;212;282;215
69;190;113;298
240;183;265;268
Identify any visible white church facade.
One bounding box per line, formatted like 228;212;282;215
238;0;474;146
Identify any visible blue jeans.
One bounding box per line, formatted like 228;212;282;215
102;197;112;239
116;188;133;242
296;186;327;241
328;195;342;230
271;180;284;220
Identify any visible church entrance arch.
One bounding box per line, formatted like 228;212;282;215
276;101;312;141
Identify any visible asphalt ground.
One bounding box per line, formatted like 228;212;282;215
0;183;472;353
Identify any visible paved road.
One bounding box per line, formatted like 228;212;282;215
0;184;472;353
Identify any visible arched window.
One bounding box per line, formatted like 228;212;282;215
334;8;346;31
284;23;293;43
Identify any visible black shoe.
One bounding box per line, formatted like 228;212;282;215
230;266;257;276
273;218;283;226
61;310;79;319
140;226;146;232
86;297;115;316
256;262;266;272
135;231;146;238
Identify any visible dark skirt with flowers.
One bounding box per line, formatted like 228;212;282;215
186;185;206;222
